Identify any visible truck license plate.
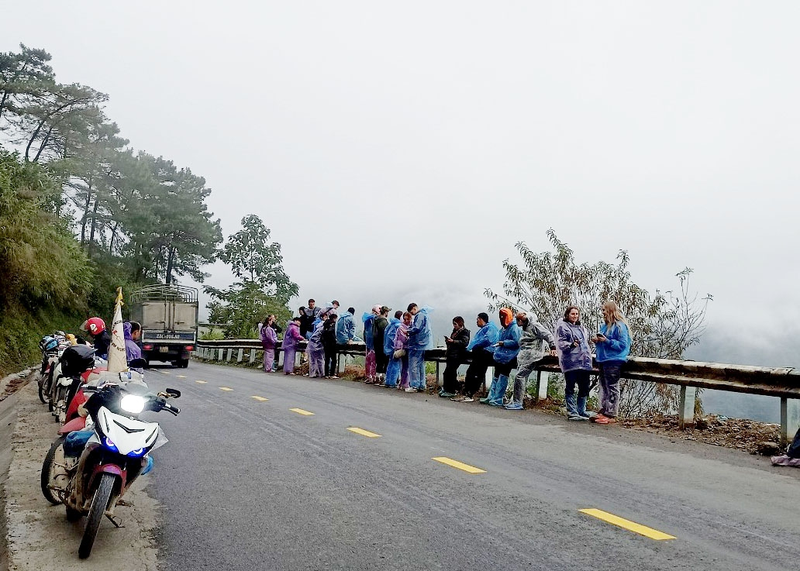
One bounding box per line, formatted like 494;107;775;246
159;346;169;353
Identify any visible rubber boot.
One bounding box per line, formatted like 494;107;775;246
480;377;499;404
490;375;509;406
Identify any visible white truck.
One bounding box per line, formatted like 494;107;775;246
130;284;198;368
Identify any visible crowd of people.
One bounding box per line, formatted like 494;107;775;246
258;299;632;423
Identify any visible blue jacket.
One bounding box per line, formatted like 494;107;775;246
467;322;499;354
595;321;631;363
336;312;357;344
383;317;401;356
407;309;432;350
362;313;376;351
493;322;520;364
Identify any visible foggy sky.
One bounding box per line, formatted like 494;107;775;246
3;1;799;371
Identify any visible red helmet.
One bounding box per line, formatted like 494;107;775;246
81;317;106;335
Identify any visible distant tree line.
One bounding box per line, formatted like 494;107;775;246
0;44;295;370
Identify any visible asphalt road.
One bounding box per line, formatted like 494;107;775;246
143;361;800;571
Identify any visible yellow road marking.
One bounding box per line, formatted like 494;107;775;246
432;457;486;474
195;380;207;384
162;371;171;375
177;375;187;378
219;387;233;392
347;427;381;438
579;509;676;540
289;408;314;416
251;396;269;402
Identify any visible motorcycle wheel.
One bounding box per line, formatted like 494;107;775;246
52;385;65;423
37;371;47;404
40;435;66;505
78;472;116;559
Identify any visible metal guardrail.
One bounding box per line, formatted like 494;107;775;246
194;339;800;445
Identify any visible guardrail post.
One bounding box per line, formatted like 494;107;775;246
249;349;256;364
484;367;493;393
237;348;243;363
338;353;346;374
679;386;697;429
217;349;223;361
225;348;232;361
780;397;800;447
536;371;548;401
435;362;443;387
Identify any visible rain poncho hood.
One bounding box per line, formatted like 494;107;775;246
493;321;520;364
383;317;401;356
407;307;432;350
556;319;592;372
467;322;499;353
595;321;631;363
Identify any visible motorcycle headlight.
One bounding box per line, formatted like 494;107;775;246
103;436;118;452
127;447;147;458
120;394;147;414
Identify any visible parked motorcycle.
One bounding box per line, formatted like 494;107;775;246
40;381;180;559
48;345;98;424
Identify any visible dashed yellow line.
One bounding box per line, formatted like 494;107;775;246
347;427;381;438
432;457;486;474
289;408;314;416
219;387;233;392
579;509;676;540
177;375;187;378
251;396;269;402
195;380;207;384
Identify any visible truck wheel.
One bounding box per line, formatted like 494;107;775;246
180;359;189;369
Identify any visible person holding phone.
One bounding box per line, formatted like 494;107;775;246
591;301;631;424
440;316;470;398
481;308;520;406
555;306;593;420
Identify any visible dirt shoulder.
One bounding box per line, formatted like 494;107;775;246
2;379;160;570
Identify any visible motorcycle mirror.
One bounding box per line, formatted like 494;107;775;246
128;358;147;369
164;388;181;399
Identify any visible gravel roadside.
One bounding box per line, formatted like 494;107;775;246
1;379;161;570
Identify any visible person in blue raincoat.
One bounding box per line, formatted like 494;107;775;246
591;301;631;424
336;307;361;344
481;308;520;406
405;303;432;392
383;311;403;388
362;306;380;383
455;313;499;403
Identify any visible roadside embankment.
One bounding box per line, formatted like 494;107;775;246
1;376;160;570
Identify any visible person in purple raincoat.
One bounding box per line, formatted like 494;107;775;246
260;315;278;373
282;317;304;375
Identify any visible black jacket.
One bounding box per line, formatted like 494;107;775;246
445;327;471;361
